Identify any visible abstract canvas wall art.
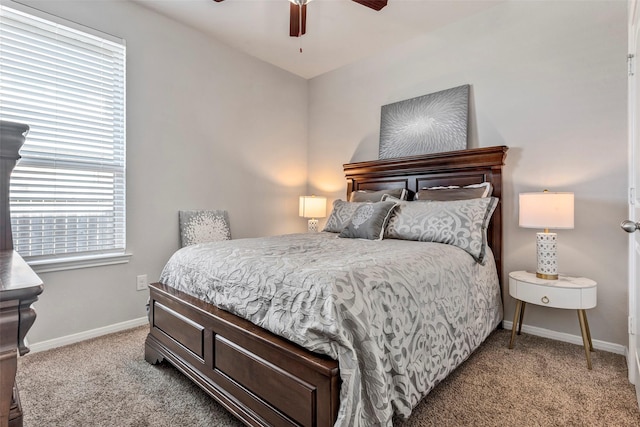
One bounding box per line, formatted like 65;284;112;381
379;84;469;159
179;210;231;247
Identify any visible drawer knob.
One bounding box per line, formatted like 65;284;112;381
541;296;550;304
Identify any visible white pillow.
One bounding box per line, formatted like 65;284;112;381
416;182;492;200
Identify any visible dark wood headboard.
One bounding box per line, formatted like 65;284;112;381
343;145;508;285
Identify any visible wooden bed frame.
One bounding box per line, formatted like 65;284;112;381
145;145;508;427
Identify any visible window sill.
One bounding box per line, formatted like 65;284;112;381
27;253;132;274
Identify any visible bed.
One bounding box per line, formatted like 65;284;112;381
145;145;508;427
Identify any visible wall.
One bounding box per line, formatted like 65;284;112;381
12;0;309;344
307;1;628;346
13;0;630;350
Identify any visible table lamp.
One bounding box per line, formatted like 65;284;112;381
299;195;327;232
519;191;574;280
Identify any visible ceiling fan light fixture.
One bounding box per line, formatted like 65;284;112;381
289;1;307;37
213;0;387;38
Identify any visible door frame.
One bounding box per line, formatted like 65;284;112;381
627;0;639;397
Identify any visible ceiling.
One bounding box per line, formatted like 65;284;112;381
133;0;502;79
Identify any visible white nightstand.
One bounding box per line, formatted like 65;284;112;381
508;270;597;369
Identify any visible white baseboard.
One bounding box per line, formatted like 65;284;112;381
636;351;640;407
629;335;637;385
27;317;149;354
25;317;627;358
502;320;626;355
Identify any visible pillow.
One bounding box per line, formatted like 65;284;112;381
339;201;399;240
416;182;492;201
323;200;368;233
381;194;402;202
385;197;498;263
349;188;408;202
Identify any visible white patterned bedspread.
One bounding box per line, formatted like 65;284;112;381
159;232;502;427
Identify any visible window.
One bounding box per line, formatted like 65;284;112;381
0;4;127;270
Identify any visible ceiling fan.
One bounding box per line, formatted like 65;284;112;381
213;0;388;37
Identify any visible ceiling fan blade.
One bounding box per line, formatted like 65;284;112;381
351;0;387;11
289;3;307;37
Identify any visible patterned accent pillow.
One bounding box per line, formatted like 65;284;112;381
349;188;408;202
179;210;231;247
339;201;399;240
323;200;369;233
385;197;498;263
416;182;492;201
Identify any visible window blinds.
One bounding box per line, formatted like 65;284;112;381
0;5;126;260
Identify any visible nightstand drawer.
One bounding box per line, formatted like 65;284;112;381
509;278;597;309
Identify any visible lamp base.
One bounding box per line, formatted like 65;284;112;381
307;218;319;232
536;232;558;280
536;272;559;280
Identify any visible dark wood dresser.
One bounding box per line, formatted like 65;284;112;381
0;121;43;427
0;251;43;427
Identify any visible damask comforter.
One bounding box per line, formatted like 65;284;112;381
159;232;502;427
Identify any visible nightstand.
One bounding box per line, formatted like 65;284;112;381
507;270;597;369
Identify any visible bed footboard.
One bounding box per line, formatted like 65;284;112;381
145;282;340;427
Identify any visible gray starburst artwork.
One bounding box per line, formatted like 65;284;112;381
379;85;469;159
179;210;231;247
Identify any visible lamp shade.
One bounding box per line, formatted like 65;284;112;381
519;192;574;230
299;196;326;218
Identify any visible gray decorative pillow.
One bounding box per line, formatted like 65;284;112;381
339;201;399;240
349;188;408;202
416;182;492;201
179;210;231;247
385;197;498;263
323;200;369;233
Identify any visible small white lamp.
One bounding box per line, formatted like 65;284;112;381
519;191;574;280
299;195;327;232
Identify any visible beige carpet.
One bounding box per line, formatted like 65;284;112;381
16;326;640;426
